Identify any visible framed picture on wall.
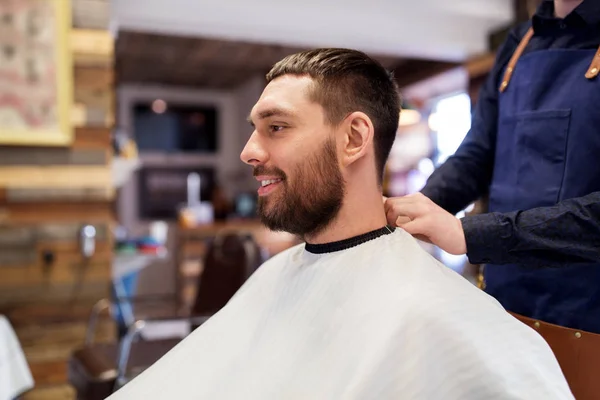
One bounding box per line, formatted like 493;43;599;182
0;0;73;146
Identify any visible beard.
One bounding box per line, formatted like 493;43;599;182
255;138;345;238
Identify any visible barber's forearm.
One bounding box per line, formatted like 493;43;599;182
462;192;600;267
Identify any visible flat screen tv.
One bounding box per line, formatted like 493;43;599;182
133;102;218;153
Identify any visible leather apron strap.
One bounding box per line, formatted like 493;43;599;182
499;27;600;93
499;28;534;92
585;46;600;79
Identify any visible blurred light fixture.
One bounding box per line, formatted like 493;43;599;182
152;99;167;114
399;103;422;127
428;112;440;131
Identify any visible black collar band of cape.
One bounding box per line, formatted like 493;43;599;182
304;225;396;254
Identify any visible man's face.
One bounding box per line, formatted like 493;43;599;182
242;75;345;237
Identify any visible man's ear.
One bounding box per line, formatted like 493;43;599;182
341;111;374;167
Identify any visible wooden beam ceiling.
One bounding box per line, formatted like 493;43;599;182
116;31;457;91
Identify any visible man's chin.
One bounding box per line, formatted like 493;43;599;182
257;206;297;234
257;203;280;227
259;214;288;233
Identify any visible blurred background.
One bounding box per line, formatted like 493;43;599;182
0;0;541;399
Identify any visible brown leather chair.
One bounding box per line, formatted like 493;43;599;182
510;312;600;400
68;232;262;400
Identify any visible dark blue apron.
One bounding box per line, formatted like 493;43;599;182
484;29;600;333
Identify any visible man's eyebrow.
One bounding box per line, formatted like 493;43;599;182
247;108;295;126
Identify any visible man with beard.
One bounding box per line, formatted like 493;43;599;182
108;49;573;400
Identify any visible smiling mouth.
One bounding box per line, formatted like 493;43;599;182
260;178;283;188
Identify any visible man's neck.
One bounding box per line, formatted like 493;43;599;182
304;181;388;245
554;0;583;18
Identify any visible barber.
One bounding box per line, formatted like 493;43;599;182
386;0;600;334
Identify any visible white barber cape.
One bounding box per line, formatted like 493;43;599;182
109;228;573;400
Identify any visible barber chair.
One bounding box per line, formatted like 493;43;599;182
510;312;600;400
68;232;262;400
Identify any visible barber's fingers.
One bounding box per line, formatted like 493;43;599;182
396;219;422;234
385;193;431;211
385;193;436;227
385;200;417;226
386;200;430;221
394;215;412;226
386;205;405;226
395;219;433;244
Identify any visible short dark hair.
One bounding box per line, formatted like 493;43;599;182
266;48;401;183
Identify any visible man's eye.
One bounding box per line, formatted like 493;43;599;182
270;125;285;133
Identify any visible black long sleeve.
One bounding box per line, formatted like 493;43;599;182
462;191;600;267
420;21;600;267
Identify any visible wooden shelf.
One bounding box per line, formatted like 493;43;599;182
0;201;115;225
73;126;112;149
0;165;111;189
71;28;114;67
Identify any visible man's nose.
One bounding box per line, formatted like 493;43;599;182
240;131;268;166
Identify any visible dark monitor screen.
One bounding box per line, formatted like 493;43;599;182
133;102;218;153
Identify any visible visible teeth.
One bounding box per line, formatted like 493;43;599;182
261;179;281;187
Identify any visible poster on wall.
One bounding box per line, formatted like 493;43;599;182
0;0;73;146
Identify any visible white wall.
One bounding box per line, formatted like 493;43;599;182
117;80;264;231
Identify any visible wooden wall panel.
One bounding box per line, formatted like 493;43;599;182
72;0;110;30
73;127;112;149
71;28;114;67
74;67;114;90
0;148;108;166
5;188;113;203
0;202;115;224
0;280;110;308
0;260;111;287
0;166;111;189
0;225;113;307
2;9;118;400
74;87;114;126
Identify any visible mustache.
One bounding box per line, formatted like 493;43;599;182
253;165;287;180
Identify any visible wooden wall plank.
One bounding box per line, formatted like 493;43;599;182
0;148;108;166
75;66;114;90
0;261;111;287
0;166;111;189
0;281;110;306
35;239;111;253
0;14;118;399
27;360;68;387
0;202;115;224
6;303;113;326
22;383;76;400
73;127;112;149
74;87;112;110
0;224;109;242
5;187;114;202
72;0;111;30
71;29;114;59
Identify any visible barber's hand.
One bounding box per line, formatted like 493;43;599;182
384;193;467;255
